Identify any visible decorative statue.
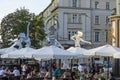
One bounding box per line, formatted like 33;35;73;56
111;8;116;15
107;27;116;44
71;31;91;47
18;32;31;47
9;22;31;49
25;22;31;47
45;17;64;49
54;39;64;49
45;28;64;49
9;38;23;49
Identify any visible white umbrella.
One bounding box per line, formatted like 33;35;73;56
113;52;120;58
1;47;36;58
0;48;7;54
0;47;17;55
84;44;120;57
32;46;77;60
67;47;88;58
83;44;120;78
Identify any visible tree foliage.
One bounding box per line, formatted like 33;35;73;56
0;8;46;48
30;15;46;48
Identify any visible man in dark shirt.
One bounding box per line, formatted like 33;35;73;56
108;72;115;80
71;68;77;80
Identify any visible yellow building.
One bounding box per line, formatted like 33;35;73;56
109;0;120;76
42;0;116;48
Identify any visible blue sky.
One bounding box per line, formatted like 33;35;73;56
0;0;51;21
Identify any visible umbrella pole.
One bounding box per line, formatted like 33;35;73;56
71;59;73;70
107;57;110;79
19;58;22;74
77;59;79;70
91;57;94;64
50;59;53;79
40;59;42;69
58;59;61;68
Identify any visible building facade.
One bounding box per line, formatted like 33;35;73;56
42;0;116;48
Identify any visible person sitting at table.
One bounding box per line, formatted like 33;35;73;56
37;68;45;78
0;66;8;80
5;66;12;79
83;68;89;80
12;67;20;80
31;68;38;77
100;68;105;80
44;69;50;80
54;67;61;79
93;73;99;80
26;72;33;80
108;72;115;80
92;63;99;75
62;69;71;80
71;68;77;80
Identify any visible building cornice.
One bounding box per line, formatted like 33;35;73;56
109;15;120;20
43;11;58;21
51;6;58;13
58;7;92;10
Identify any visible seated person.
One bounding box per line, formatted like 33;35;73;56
62;69;71;80
44;69;50;80
54;67;61;79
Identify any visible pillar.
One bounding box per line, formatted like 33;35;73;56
109;15;120;77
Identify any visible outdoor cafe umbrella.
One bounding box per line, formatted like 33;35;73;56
1;47;36;58
83;44;120;57
67;47;88;58
0;47;17;55
83;44;120;78
113;52;120;58
32;46;77;60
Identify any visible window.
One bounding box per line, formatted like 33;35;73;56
106;16;109;24
68;31;71;40
94;32;100;42
106;2;110;10
79;14;82;23
95;16;100;24
68;31;77;40
72;14;78;23
105;31;108;42
72;0;77;7
95;1;99;9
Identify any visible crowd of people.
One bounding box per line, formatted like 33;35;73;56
0;60;116;80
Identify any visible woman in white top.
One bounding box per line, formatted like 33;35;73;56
21;63;27;76
44;69;50;80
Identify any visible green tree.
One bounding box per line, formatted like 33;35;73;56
0;8;46;48
30;14;46;48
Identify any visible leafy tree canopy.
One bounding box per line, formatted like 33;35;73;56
0;8;46;48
